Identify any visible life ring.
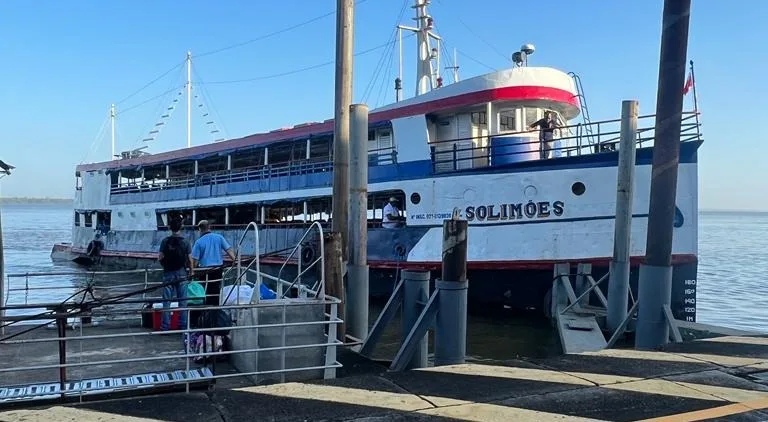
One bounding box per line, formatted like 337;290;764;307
301;244;315;266
392;243;407;259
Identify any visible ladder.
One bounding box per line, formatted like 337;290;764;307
568;72;598;148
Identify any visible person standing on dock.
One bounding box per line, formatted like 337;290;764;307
158;217;192;331
529;111;559;159
190;220;236;306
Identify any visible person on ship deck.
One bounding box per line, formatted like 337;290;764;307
529;111;559;159
383;197;406;229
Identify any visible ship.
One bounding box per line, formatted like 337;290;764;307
52;0;702;319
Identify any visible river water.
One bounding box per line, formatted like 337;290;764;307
1;203;766;360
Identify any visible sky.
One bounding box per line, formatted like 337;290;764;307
0;0;765;211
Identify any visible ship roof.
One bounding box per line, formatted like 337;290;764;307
77;67;579;173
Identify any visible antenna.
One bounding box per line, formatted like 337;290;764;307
445;47;459;82
513;43;535;67
110;104;116;160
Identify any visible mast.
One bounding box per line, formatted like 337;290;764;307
399;0;441;97
396;27;403;102
110;104;116;160
186;51;192;148
414;0;432;95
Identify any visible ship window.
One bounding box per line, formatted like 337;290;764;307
229;203;261;225
368;130;376;141
367;190;406;225
196;206;226;226
572;182;586;196
156;212;167;229
84;212;93;227
290;140;307;161
197;155;228;174
74;212;80;227
96;211;111;232
130;212;136;218
471;112;487;125
525;107;539;127
499;110;516;132
232;148;265;169
309;137;331;160
168;161;195;179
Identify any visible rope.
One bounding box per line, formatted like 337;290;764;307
195;0;371;59
361;0;409;103
116;61;185;105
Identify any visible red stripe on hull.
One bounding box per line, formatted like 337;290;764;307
61;244;696;271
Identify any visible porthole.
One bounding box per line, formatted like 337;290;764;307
410;192;421;205
571;182;586;196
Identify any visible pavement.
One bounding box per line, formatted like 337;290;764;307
3;335;768;421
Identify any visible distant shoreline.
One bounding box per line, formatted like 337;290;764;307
1;197;72;205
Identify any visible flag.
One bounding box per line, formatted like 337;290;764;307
683;72;694;95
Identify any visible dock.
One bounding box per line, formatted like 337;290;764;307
1;334;767;421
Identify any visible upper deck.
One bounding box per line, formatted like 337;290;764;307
75;66;580;175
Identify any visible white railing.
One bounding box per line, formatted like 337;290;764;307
0;265;343;404
274;221;325;300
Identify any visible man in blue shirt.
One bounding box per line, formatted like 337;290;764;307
191;220;236;306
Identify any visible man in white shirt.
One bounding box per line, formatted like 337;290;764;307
383;197;405;229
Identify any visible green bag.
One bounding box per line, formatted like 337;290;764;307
185;281;206;305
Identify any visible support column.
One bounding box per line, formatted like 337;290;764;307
0;190;5;335
608;100;639;332
332;0;354;261
324;232;346;337
434;216;468;366
347;104;369;344
402;270;429;369
636;0;691;350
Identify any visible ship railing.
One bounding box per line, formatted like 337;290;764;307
0;268;343;403
368;146;397;166
108;148;400;197
429;110;702;173
110;158;334;195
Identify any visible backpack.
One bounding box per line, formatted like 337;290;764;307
185;281;206;305
160;235;187;271
195;309;233;336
